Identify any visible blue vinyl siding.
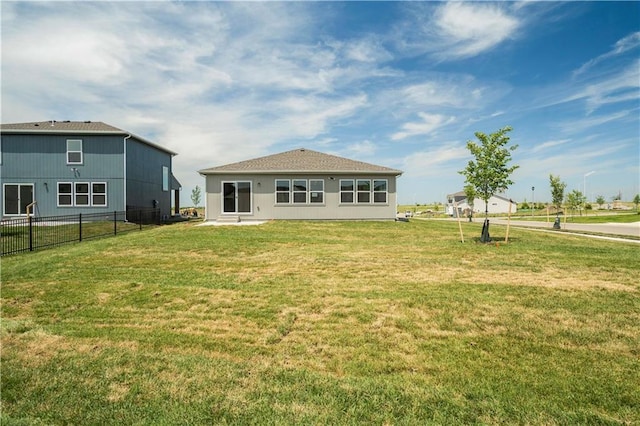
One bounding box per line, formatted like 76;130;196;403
1;129;176;218
126;138;173;216
0;134;126;216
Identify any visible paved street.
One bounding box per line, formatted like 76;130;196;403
487;218;640;239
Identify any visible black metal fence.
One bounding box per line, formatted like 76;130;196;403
1;208;161;256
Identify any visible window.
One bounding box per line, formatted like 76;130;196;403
340;179;354;203
275;180;290;204
162;166;169;192
58;183;73;206
58;181;107;207
275;179;324;205
373;179;388;203
293;180;307;203
310;180;324;203
66;139;83;164
276;180;290;204
75;183;90;206
357;179;371;203
92;183;107;206
341;178;389;204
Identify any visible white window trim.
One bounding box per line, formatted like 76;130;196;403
275;178;325;205
75;182;90;206
357;179;372;204
92;182;108;207
275;179;291;204
309;179;324;204
57;181;108;207
340;178;389;205
292;179;307;204
373;179;388;204
58;182;73;207
66;139;83;165
339;179;355;204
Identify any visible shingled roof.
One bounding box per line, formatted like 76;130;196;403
199;148;403;175
1;120;177;155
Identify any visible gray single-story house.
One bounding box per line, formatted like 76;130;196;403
446;190;517;216
1;121;181;219
198;148;403;222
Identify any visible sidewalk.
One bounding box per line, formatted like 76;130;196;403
487;218;640;243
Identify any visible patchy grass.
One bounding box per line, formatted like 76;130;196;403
2;220;639;424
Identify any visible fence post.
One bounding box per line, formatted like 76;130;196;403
114;211;117;235
29;215;34;252
79;213;82;242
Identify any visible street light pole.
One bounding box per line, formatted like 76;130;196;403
584;171;595;215
531;186;535;217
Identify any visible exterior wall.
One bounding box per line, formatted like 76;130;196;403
125;138;173;218
204;173;398;221
447;196;517;215
473;197;517;214
0;133;125;217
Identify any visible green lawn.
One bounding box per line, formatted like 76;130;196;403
2;220;638;425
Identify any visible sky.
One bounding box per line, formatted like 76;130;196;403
2;1;639;206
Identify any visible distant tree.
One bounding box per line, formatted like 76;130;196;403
566;190;586;216
459;126;519;241
633;194;640;212
595;195;606;208
191;185;202;207
549;174;566;211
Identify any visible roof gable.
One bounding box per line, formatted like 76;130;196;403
0;121;177;156
199;148;402;175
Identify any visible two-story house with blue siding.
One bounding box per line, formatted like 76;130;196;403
0;121;181;219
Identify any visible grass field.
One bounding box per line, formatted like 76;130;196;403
2;220;639;424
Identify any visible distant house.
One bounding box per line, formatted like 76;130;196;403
0;121;181;219
446;191;517;216
198;148;403;222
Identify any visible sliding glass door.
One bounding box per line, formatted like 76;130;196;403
4;184;34;216
222;181;252;214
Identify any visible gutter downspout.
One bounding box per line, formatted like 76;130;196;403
123;134;132;212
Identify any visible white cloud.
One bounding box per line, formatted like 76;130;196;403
390;2;520;61
574;31;640;77
342;140;379;157
392;113;456;141
401;144;469;177
402;79;481;109
433;2;519;59
531;139;572;153
558;110;634;134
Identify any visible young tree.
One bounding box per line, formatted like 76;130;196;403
459;126;519;241
191;185;202;208
549;174;566;229
566;190;586;216
633;194;640;212
595;195;606;209
549;174;566;210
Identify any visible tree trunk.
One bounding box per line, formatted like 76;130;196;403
480;202;490;242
